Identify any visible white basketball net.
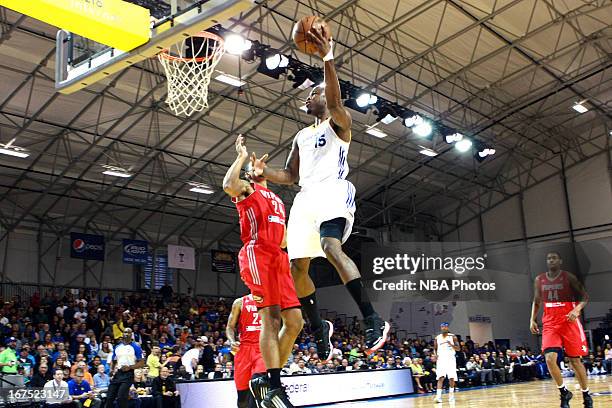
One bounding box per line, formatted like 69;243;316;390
158;32;225;117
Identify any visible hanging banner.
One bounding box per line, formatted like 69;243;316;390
70;232;105;261
168;244;196;270
122;239;148;264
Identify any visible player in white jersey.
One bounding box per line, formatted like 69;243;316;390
434;323;459;403
251;25;389;359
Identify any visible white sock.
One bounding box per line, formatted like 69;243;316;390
436;389;442;397
557;383;567;390
582;388;589;393
449;387;455;394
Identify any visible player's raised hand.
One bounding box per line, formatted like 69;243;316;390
250;152;268;177
306;25;331;59
529;319;540;334
235;134;248;158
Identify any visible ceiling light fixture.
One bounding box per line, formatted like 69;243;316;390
101;165;133;178
571;102;588;114
419;147;438;157
365;126;387;138
0;138;29;158
215;73;246;87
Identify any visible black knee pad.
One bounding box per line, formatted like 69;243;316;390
320;217;346;241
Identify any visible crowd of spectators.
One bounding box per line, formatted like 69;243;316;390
0;287;610;405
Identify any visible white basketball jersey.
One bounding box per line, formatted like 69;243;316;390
436;333;456;357
296;119;349;189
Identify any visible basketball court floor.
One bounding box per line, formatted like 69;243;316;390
322;377;612;407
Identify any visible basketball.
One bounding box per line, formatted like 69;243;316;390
292;15;330;55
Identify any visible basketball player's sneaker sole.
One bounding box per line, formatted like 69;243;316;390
314;320;334;362
249;375;269;406
364;315;390;355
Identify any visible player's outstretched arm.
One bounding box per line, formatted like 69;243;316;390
255;136;300;185
529;277;541;334
307;26;352;142
223;135;253;198
226;298;242;353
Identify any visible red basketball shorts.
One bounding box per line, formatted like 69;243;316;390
234;343;266;391
239;244;300;310
542;318;588;357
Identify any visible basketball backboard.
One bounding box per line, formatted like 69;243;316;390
55;0;253;94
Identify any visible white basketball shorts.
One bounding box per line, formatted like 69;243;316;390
436;355;458;380
287;179;356;260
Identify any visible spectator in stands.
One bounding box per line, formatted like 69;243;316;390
68;368;102;408
152;366;179;408
207;363;224;379
0;337;18;374
410;358;428;393
604;344;612;374
105;327;144;408
93;364;110;392
147;345;162;380
479;353;495;385
44;368;74;407
30;363;52;387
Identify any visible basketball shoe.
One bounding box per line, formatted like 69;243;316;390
583;392;593;408
313;320;334;362
560;389;573;408
249;375;269;405
261;386;293;408
364;314;390;354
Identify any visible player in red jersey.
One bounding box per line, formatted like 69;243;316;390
226;294;267;408
223;135;303;408
530;252;592;408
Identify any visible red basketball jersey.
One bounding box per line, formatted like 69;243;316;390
537;270;577;323
238;294;262;345
233;183;286;247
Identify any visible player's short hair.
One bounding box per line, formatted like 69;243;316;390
546;251;562;259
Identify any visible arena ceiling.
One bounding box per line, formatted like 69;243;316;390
0;0;610;250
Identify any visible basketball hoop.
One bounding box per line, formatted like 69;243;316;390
158;31;225;117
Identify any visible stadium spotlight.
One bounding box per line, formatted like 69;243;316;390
224;34;252;55
404;114;423;128
257;52;289;79
413;121;433;137
444;132;464;144
356;93;377;108
265;53;289;70
455;138;473;153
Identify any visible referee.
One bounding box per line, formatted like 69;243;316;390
105;328;144;408
0;337;18;375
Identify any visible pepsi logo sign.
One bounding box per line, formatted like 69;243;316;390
73;239;86;252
